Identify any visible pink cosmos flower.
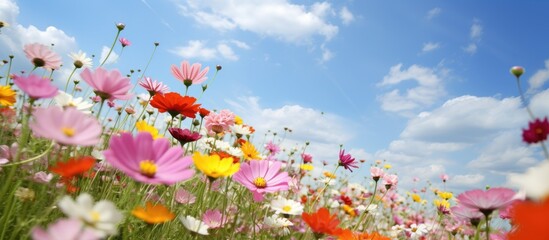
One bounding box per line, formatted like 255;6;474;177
80;68;132;101
204;109;235;134
31;218;100;240
265;141;280;155
103;132;194;185
175;188;196;204
30;106;102;146
338;149;358;172
171;60;209;85
383;174;398;189
233;160;290;202
24;43;62;70
451;205;484;223
440;174;449;182
456;188;516;216
33;171;53;183
119;37;131;47
202;209;227;229
370;167;385;181
301;153;313;163
0;143;17;165
139;77;169;96
13;74;58;99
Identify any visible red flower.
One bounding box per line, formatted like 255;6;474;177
508;198;549;240
150;92;200;118
168;127;201;145
198;107;210;118
49;156;96;179
340;195;353;206
302;207;343;236
522;117;549;144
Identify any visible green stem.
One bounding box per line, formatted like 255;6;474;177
99;29;122;67
64;67;77;92
4;56;13;85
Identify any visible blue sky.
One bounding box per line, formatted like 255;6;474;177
2;0;549;193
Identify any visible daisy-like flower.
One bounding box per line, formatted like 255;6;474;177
13;74;58;99
139;77;169;96
80;67;132;101
49;156;95;180
30;106;102;146
54;91;93;114
68;50;93;69
270;197;304;216
180;215;209;235
0;85;16;107
150;92;201;119
230;124;252;137
192;152;240;179
522;117;549;144
171;60;209;86
233;160;290;201
265;141;280;156
31;218;100;240
406;223;429;239
23;43;62;70
119;37;131;47
135;120;161;139
456;187;516;217
302;207;342;237
103;132;194;185
204;109;235;134
58;193;123;238
240;141;261;160
338;149;358;172
202;209;226;229
264;215;293;235
168;128;201;146
132;202;175;224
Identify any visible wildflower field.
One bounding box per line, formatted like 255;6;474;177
1;20;549;240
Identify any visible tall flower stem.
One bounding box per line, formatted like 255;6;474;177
353;179;379;231
99;28;122;67
516;76;549;159
308;166;339;211
64;67;77;92
4;55;13;85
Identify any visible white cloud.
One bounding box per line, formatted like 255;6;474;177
463;43;477;54
216;43;238;61
467;131;537;170
528;59;549;93
530;88;549;115
230;40;251;50
377;64;446;115
171;40;240;61
339;7;354;25
421;42;440;53
320;44;333;63
470;22;483;40
426;7;441;20
99;46;119;65
451;174;485;186
463;20;482;55
177;0;338;43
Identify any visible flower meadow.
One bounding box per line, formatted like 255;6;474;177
1;23;549;240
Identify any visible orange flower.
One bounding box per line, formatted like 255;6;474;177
302;207;342;236
508;198;549;240
49;156;95;179
132;202;175;224
150;92;200;118
337;230;391;240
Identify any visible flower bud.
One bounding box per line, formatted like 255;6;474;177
510;66;524;78
216;65;222;71
116;23;125;31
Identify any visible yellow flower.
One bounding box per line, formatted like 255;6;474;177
383;164;392;169
136;120;161;139
434;199;450;209
437;191;453;200
132;202;175;224
342;204;356;217
241;141;261;160
300;164;314;171
193;152;240;178
0;85;16;107
234;115;243;125
323;171;336;179
411;194;421;203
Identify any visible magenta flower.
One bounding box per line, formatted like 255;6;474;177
103;132;194;185
32;218;100;240
139;77;169;96
233;160;290;202
168;128;201;146
204;109;235;134
456;187;516;216
265;141;280;156
13;74;58;99
171;60;209;85
119;37;131;47
338;149;358;172
23;43;62;70
202;209;227;229
522;117;549;144
301;153;313;163
80;67;132;101
30;106;102;146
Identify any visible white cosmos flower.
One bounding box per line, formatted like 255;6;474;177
269;197;303;215
57;193;123;238
68;50;93;69
180;216;209;235
230;124;251;136
226;147;243;158
407;223;429;239
263;215;293;235
54;91;93;114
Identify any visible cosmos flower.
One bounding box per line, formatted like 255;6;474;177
301;207;342;236
49;156;95;180
168;128;201;146
192;152;240;179
58;193;123;238
31;218;100;240
232;160;290;201
119;37;131;47
174;188;196;204
202;209;226;229
270;197;304;215
68;50;93;69
180;215;209;235
150;92;201;118
23;43;62;70
13;74;58;99
382;174;398;189
406;223;429;239
139;77;169;96
522;117;549;144
0;85;16;107
171;60;209;85
370;167;384;181
301;153;313;163
80;67;132;101
338;149;358;172
30;106;102;146
456;188;516;216
132;202;175;224
54;91;93;114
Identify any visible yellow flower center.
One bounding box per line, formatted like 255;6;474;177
62;127;75;137
90;211;101;223
282;205;292;213
140;160;157;177
253;177;267;188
